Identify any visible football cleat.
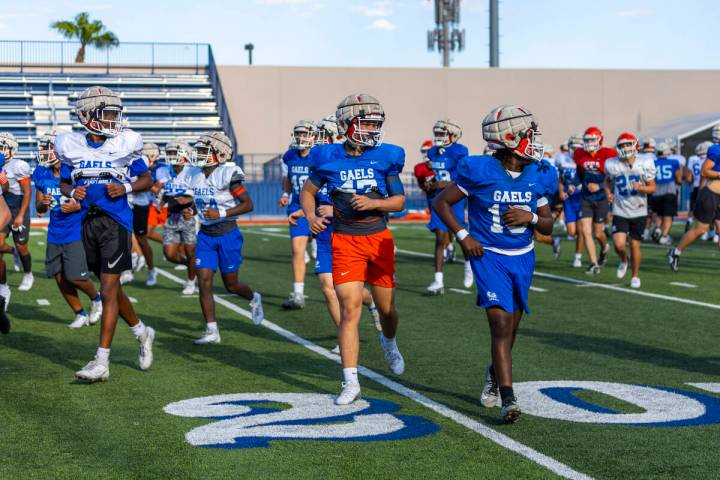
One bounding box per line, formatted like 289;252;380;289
598;245;610;266
368;304;382;331
68;313;90;329
194;330;221;345
572;256;582;268
426;280;445;296
281;292;304;310
651;228;661;243
330;344;340;354
335;382;361;406
182;279;197;295
0;285;11;312
75;358;110;383
310;238;317;259
138;326;155;370
480;365;499;408
380;334;405;375
658;236;672;246
89;299;102;325
616;261;628;279
700;231;710;241
146;269;157;287
641;229;651;241
501;398;522;423
630;277;641;289
250;292;264;325
18;273;34;291
463;262;474;289
552;237;562;259
133;254;146;273
0;297;10;334
120;270;134;285
667;249;680;272
174;264;188;270
11;248;21;272
714;235;719;244
585;263;601;275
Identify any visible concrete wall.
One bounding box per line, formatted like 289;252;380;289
217;65;720;167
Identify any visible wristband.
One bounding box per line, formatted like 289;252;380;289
124;183;133;194
530;212;539;225
456;228;470;241
281;192;289;199
70;188;76;199
218;208;227;218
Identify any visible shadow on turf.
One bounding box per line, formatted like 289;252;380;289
522;328;720;375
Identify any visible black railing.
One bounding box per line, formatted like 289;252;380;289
0;40;210;73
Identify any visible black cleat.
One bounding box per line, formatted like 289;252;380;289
501;398;521;423
0;297;10;334
585;263;601;275
598;245;610;266
667;248;680;272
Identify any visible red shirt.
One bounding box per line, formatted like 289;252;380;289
573;147;617;200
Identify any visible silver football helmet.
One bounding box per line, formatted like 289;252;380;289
315;115;339;145
695;141;712;158
76;86;123;137
482;105;543;161
37;131;58;167
0;132;18;158
432;119;462;147
142;142;161;161
291;120;316;150
192;131;233;168
335;93;385;148
712;124;720;144
567;133;584;153
165;141;193;166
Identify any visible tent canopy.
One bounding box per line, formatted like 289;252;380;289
638;112;720;141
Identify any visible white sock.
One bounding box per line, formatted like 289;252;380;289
434;272;443;283
673;247;682;256
574;253;582;260
343;367;359;385
130;320;147;339
464;260;471;270
206;321;219;334
293;282;304;296
383;334;397;350
96;347;110;364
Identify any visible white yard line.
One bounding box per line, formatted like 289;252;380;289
128;296;138;304
36;299;50;306
155;267;592;480
670;282;697;288
448;288;472;295
529;286;548;292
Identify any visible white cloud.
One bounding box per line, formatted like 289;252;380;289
618;8;652;17
368;18;397;31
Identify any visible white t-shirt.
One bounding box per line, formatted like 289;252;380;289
605;155;657;218
687;155;704;189
185;163;246;226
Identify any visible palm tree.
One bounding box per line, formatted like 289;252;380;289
50;12;119;63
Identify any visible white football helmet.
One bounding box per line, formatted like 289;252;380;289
76;86;123;137
37;131;58;167
291;120;316;150
192;131;233;168
695;141;712;158
432;119;462;147
336;93;385;148
656;141;671;157
641;137;656;153
0;132;18;159
315;115;339;145
712;124;720;144
482;105;544;161
567;133;584;153
165;141;192;165
142;143;161;162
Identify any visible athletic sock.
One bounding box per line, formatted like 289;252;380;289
434;271;443;283
96;347;110;364
93;294;101;302
206;322;219;334
368;301;377;312
130;320;147;339
382;334;397;350
673;247;682;256
574;253;582;260
464;260;471;270
342;367;359;385
489;364;496;378
74;309;86;316
293;282;304;296
499;386;515;404
20;254;31;273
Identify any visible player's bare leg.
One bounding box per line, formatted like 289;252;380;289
486;307;522;422
428;231;450;294
580;217;598;268
283;235;308;309
659;216;673;244
361;287;381;331
629;238;642;287
593;221;608;260
370;284;404;375
98;274;140;349
163;242;197;283
335;281;364;369
56;273;101;327
612;232;630;280
195;267;220;343
136;234;156;286
668;220;710;271
319;273;341;327
220;271;253;301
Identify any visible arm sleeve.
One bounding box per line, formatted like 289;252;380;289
229;170;247;199
17;162;31;180
455;156;479;195
60;163;74;181
385;175;405;196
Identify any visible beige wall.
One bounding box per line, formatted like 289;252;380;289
217;65;720;167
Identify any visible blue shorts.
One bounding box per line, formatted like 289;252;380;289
428;198;467;232
470;249;535;314
196;228;244;273
289;209;311;238
564;196;582;224
314;226;333;275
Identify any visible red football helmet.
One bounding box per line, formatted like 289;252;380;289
420;139;433;160
616;132;638;160
583;126;603;153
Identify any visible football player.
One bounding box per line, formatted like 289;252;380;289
184;132;264;344
300;94;406;405
425;119;473;295
0;152;14;333
649;141;684;245
414;140;435;203
0;132;34;291
638;138;659;240
278;120;316;310
685;141;712;231
433;105;554;423
668;125;720;270
556;133;585;267
158;141;197;295
604;133;656;288
147;145;169;245
575;126;616;274
57;86;155;382
33;131;103;327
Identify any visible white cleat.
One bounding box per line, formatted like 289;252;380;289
89;299;102;325
616;261;628;279
68;313;90;329
426;280;445;296
335;382;361;405
480;365;500;408
331;344;340;354
182;279;197;295
138;326;155;370
659;236;672;246
380;334;405;375
75;358;110;383
368;305;382;332
572;256;582;268
0;285;11;312
146;269;158;287
250;292;264;325
120;270;134;285
630;277;641;289
463;262;474;289
17;273;34;291
133;254;146;273
174;264;188;270
194;330;221;345
310;238;317;259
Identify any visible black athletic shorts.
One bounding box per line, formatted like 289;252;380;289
580;198;609;223
2;207;30;244
690;187;700;213
45;241;91;281
132;204;150;237
612;216;646;241
82;210;133;276
693;187;720;224
650;193;678;217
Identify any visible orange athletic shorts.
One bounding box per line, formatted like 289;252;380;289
331;228;396;288
148;206;168;229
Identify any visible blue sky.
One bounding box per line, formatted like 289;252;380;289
0;0;717;69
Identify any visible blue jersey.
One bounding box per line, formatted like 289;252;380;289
537;159;559;199
308;143;405;235
32;166;83;244
282;149;312;213
457;155;548;254
707;144;720;172
555;152;581;199
654;156;682;184
427;143;468;200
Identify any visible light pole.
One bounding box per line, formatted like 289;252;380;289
244;43;254;65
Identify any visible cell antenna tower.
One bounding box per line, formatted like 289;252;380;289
427;0;465;67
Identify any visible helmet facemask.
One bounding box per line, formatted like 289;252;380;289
192;143;219;168
0;142;14;160
516;128;545;162
292;127;316;150
617;140;637;160
37;141;58;167
583;134;601;153
346;114;384;148
433;126;452;148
